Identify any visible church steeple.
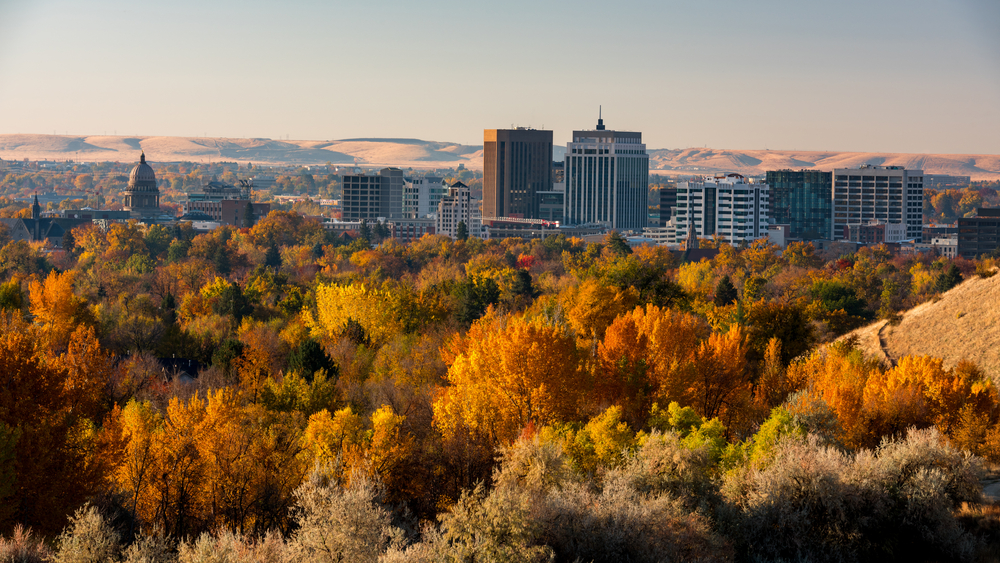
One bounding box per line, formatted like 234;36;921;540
31;194;40;220
686;221;699;250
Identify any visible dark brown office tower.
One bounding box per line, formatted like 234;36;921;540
483;128;553;219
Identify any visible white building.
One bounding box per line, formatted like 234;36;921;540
436;182;483;239
564;113;649;229
833;165;924;242
673;174;770;244
403;176;446;218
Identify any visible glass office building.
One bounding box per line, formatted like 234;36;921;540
765;170;833;240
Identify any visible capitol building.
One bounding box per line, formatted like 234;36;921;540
123;151;161;220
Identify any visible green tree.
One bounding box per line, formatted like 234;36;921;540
606;231;633;257
456;221;469;241
936;264;963;293
242;201;255;228
714;275;738;307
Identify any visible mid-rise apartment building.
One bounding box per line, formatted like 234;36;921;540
341;168;404;221
673;174;769;243
436;182;483;239
766;169;832;240
832;165;923;242
564;115;649;230
483;128;552;219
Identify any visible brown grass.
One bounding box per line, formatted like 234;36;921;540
841;274;1000;382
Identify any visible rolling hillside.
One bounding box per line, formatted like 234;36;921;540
843;271;1000;379
0;134;998;179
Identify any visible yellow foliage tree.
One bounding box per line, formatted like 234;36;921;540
434;314;585;446
29;269;92;350
307;283;401;346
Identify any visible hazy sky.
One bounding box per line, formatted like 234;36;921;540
1;0;999;153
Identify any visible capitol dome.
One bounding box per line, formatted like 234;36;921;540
128;152;157;190
124;151;160;219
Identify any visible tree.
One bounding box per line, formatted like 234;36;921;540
936;264;963;293
454;276;501;325
434;314;586;446
264;244;282;268
605;231;632;257
713;275;738;307
242;201;255;228
456;221;469;241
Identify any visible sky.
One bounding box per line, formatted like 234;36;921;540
1;0;999;154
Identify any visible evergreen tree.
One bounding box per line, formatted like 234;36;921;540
287;338;338;381
714;275;738;306
936;263;963;293
242;201;255;228
606;231;633;256
456;221;469;241
264;244;282;268
358;220;372;243
511;269;537;299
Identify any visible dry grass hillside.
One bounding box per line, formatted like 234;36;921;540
0;134;483;169
841;272;1000;377
648;148;1000;181
1;134;998;178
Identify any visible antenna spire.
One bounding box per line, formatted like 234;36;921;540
596;106;605;130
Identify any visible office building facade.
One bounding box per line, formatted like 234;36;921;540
403;176;445;218
341;168;404;221
483;128;553;219
673;174;769;244
766;169;832;240
436;182;483;239
564;116;649;229
958;208;1000;259
832;165;923;242
659;185;678;227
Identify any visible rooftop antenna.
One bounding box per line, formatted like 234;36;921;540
596;106;605;131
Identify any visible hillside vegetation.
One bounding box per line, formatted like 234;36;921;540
844;269;1000;379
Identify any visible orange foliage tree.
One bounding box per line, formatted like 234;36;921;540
434;312;586;446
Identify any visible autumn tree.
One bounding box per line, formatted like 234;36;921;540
434;313;586;446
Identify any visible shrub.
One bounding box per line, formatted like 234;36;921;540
721;428;981;562
51;505;123;563
287;467;404;563
0;524;51;563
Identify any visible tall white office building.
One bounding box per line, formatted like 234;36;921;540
564;113;648;229
436;181;483;239
403;176;446;218
832;165;923;242
672;174;769;244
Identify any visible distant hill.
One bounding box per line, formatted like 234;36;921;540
0;134;484;170
0;134;998;179
843;272;1000;380
647;148;1000;181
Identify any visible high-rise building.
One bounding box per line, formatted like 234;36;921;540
673;174;769;243
123;152;161;220
564;115;648;229
341;168;404;221
436;181;483;239
766;169;833;240
659;185;677;227
832;165;923;241
402;176;445;218
483;128;552;219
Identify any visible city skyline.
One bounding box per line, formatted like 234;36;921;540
1;0;999;154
